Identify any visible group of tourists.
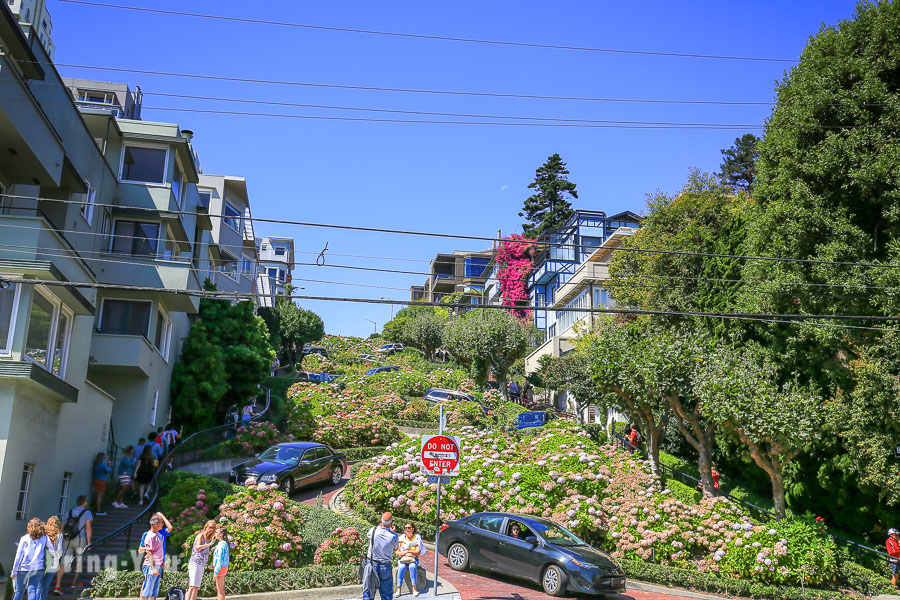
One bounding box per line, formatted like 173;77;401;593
137;515;230;600
362;511;425;600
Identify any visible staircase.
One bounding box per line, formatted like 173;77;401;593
73;500;146;595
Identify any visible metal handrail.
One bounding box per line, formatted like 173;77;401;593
611;433;890;565
73;387;271;570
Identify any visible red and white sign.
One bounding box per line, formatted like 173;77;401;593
421;434;461;476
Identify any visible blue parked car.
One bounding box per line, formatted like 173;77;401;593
515;411;552;429
296;371;341;383
365;366;401;376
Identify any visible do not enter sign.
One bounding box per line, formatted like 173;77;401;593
421;434;461;476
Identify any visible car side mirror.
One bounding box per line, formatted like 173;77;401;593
525;536;539;547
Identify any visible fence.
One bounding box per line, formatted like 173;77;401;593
75;387;271;572
611;433;890;572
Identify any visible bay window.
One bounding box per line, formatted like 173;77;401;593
154;308;172;361
223;202;241;231
0;282;21;355
110;220;160;257
99;299;151;337
171;162;183;207
120;145;167;184
23;288;72;378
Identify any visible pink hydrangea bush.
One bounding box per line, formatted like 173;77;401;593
217;483;305;570
313;412;405;448
313;528;363;566
227;420;287;454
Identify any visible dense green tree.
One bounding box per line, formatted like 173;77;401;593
697;346;824;520
382;305;434;345
171;294;275;429
402;311;446;359
718;133;758;192
519;153;578;238
538;351;604;426
606;170;751;339
444;309;540;397
259;285;324;366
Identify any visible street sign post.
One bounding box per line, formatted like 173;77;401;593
421;404;460;598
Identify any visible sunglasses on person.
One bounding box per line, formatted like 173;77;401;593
404;526;413;530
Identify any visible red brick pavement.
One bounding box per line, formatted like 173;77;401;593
428;558;701;600
296;475;347;506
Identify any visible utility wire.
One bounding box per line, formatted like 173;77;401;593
56;0;799;63
8;193;900;271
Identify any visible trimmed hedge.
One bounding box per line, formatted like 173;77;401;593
835;549;895;596
295;503;370;561
622;559;857;600
666;478;702;505
390;419;440;429
88;564;358;598
341;446;389;462
582;423;608;445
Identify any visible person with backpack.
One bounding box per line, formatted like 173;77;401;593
887;528;900;588
210;526;230;600
41;516;63;599
134;445;156;505
63;496;92;591
628;424;641;448
112;446;137;509
224;406;239;441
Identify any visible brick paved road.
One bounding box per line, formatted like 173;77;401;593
295;475;348;507
428;558;703;600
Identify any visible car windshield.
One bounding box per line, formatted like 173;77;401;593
519;413;542;423
257;446;304;464
530;520;585;547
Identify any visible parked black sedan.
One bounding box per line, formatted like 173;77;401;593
438;512;625;597
230;442;348;494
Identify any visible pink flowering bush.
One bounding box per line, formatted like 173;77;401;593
225;420;286;455
300;353;338;373
217;483;305;570
350;421;836;585
495;235;535;321
313;411;404;448
313;528;363;566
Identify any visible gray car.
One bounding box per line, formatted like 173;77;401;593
438;512;625;596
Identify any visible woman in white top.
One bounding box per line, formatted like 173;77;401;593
395;522;423;597
186;520;217;600
12;518;50;600
41;517;64;600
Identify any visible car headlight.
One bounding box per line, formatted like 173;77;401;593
260;474;278;482
571;559;598;570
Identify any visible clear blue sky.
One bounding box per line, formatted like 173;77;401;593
50;0;859;337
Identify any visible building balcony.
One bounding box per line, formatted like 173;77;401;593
0;360;79;403
97;255;201;313
552;261;610;308
88;333;155;378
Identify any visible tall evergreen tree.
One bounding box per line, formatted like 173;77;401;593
718;133;758;192
519;153;578;238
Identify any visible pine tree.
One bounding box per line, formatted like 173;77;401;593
519;153;578;238
718;133;758;192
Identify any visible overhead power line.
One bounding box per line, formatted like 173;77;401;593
56;0;799;63
8;193;900;271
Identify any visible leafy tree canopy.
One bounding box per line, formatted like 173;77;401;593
382;305;434;345
402;311;446;359
519;153;578;238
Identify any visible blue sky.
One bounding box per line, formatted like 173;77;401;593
51;0;859;336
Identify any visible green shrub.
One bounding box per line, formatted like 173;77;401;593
582;423;608;445
659;451;700;479
835;548;895;596
159;477;228;560
666;479;702;505
313;527;364;566
89;564;358;598
340;446;389;462
297;504;369;553
622;559;854;600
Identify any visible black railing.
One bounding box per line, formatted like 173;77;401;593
611;433;890;571
74;387;271;573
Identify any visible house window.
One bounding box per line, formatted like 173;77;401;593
58;472;72;515
150;388;159;426
266;267;278;287
171;162;183;207
0;282;21;355
79;181;95;225
99;299;152;337
278;269;286;283
51;307;72;378
120;145;167;184
464;258;490;278
25;291;54;368
98;209;111;248
78;90;114;104
223;202;241;232
197;190;211;209
16;463;34;520
274;245;286;257
240;256;252;275
154;309;172;361
110;220;159;256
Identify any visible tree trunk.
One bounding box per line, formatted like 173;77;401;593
734;427;795;520
770;467;787;521
646;425;662;478
574;399;585;424
667;395;717;496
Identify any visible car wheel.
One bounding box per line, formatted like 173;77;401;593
330;466;343;486
541;564;567;597
446;543;469;571
280;477;293;494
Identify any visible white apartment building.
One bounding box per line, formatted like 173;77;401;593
256;237;294;307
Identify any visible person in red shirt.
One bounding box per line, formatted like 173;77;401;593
627;425;640;447
887;529;900;588
711;464;721;492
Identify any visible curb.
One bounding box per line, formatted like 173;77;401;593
93;586;362;600
628;580;725;600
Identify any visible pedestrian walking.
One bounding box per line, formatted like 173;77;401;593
139;516;165;600
113;446;137;509
224;405;239;441
133;437;146;460
40;517;63;600
627;424;641;447
241;403;253;424
12;518;50;600
186;521;217;600
91;453;112;516
134;445;156;505
395;522;423;598
211;527;230;600
64;495;92;591
887;528;900;588
362;512;399;600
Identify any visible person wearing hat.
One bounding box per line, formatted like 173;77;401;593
887;529;900;588
362;512;399;600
